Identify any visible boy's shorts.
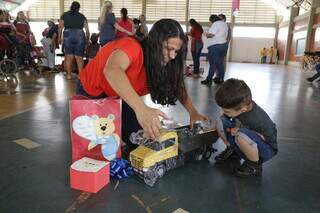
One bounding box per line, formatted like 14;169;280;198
221;116;275;163
63;29;85;56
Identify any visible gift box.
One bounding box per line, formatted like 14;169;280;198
70;157;110;193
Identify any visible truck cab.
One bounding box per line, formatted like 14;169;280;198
129;130;179;186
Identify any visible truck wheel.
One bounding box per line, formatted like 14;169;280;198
194;150;203;161
156;164;165;178
165;158;177;170
144;168;157;187
204;149;212;160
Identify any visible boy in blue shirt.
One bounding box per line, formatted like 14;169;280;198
214;79;278;177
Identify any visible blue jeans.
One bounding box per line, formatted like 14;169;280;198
191;41;203;74
206;43;228;81
221;115;275;163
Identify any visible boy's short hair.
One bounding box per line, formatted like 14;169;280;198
215;78;252;110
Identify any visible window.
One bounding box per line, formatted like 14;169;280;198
296;38;306;56
146;0;187;22
28;0;60;20
163;138;175;148
112;0;143;19
64;0;100;21
145;141;162;151
235;0;276;24
189;0;232;23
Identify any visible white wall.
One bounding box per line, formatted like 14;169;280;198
189;36;274;63
187;26;275;63
231;37;274;63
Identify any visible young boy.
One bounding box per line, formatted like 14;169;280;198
214;78;277;177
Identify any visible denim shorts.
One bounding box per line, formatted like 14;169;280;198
221;116;275;163
63;29;85;56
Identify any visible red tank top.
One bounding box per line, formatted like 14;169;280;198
116;18;133;38
79;37;148;97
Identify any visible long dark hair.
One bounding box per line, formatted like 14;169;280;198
70;1;80;14
121;8;128;22
189;18;203;34
141;19;187;105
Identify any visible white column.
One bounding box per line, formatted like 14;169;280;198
305;0;320;52
284;7;299;65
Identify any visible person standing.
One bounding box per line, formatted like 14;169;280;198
213;14;231;83
187;19;203;78
116;8;134;39
201;14;228;86
133;18;145;41
58;1;90;80
98;1;133;47
41;19;58;71
260;47;267;64
268;46;274;64
139;14;148;36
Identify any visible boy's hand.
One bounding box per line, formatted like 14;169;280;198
189;111;208;129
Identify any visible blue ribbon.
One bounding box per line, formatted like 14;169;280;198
110;158;134;179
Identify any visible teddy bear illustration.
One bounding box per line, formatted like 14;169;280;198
72;114;120;161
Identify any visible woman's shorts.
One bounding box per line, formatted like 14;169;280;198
63;29;85;56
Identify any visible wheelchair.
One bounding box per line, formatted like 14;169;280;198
0;34;18;93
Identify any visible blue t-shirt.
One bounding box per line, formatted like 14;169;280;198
99;13;116;44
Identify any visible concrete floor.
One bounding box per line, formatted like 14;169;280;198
0;62;320;213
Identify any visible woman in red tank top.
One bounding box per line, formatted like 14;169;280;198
78;19;208;143
187;19;203;77
116;8;134;38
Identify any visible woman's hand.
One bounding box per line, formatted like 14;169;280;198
135;105;169;139
127;31;134;36
189;111;208;128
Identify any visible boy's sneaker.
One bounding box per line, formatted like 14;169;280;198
235;160;262;177
214;146;236;163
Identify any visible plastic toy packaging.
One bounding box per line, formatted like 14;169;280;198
128;121;218;187
129;119;182;145
160;119;182;130
129;129;149;145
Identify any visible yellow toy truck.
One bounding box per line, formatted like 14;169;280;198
129;122;218;187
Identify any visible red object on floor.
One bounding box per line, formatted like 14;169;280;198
70;96;122;163
70;157;110;193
